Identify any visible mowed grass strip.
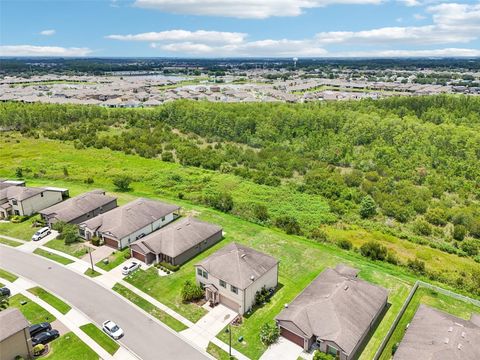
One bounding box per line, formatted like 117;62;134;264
84;268;102;277
9;293;56;323
34;248;74;265
28;286;71;314
80;323;120;355
0;236;23;247
44;238;90;258
44;332;98;360
207;342;233;360
0;267;18;282
113;283;188;332
378;286;480;360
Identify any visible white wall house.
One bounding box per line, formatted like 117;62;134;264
0;186;63;219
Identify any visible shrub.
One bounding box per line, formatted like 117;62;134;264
15;167;23;178
386;251;400;265
337;239;352;250
124;252;131;259
453;224;467;241
205;192;234;213
33;344;45;356
359;195;377;219
425;208;448;226
62;224;80;244
313;351;335;360
10;215;29;223
254;286;272;306
113;175;132;192
461;240;479;256
413;219;432;236
161;151;174;162
159;261;180;272
407;258;426;275
84;177;94;184
275;215;301;235
309;228;329;242
181;280;204;302
360;241;388;261
259;322;279;346
252;204;269;222
91;236;101;246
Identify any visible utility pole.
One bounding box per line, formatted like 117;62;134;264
88;246;95;273
225;323;232;358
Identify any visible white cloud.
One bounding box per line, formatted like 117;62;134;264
134;0;382;19
0;45;92;57
336;47;480;57
39;29;56;36
106;30;246;45
413;13;426;20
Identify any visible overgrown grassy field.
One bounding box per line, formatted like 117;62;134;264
379;286;480;360
44;332;97;360
80;323;120;355
9;293;56;323
28;286;71;314
44;238;89;258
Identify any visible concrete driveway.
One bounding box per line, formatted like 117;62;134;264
0;245;210;360
81;245;114;264
181;304;237;349
17;230;58;252
260;337;304;360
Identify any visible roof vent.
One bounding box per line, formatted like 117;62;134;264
344;285;349;291
250;275;255;281
444;338;450;344
241;254;247;259
448;327;453;332
461;331;466;338
284;303;289;308
458;343;463;350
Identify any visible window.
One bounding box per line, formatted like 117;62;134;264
41;193;44;197
327;345;338;357
202;270;208;279
199;282;205;289
161;216;165;222
219;280;226;288
231;285;238;294
14;210;20;216
197;268;203;276
11;199;17;205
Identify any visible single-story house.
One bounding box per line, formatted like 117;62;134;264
39;189;117;227
0;179;25;190
80;198;180;249
276;264;388;359
130;217;222;266
0;186;64;219
0;308;33;360
195;242;279;314
393;304;480;360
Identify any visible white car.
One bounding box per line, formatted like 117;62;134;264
121;261;140;276
102;320;124;340
32;227;51;241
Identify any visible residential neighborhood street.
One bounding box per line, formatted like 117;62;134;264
0;245;211;360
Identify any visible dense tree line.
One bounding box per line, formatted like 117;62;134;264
0;96;479;263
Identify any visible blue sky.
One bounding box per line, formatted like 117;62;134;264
1;0;479;57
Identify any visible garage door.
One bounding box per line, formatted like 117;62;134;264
280;327;305;348
219;294;240;313
103;237;119;249
132;250;146;262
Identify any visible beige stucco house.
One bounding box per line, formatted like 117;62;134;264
0;186;64;219
0;308;33;360
195;243;279;314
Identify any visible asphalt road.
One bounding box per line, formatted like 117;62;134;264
0;245;210;360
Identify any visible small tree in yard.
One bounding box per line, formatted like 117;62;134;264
359;195;377;219
113;175;132;192
62;224;79;244
313;351;335;360
181;280;204;302
260;322;279;346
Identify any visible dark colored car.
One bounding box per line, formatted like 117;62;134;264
31;330;59;345
29;322;52;337
0;287;11;297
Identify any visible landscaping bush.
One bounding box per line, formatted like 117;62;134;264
33;344;45;356
181;280;204;302
159;261;180;272
275;215;302;235
360;241;388;261
113;175;132;192
337;239;352;250
124;252;131;259
62;224;79;244
259;322;279;346
91;236;102;246
254;286;272;306
313;351;335;360
10;215;29;223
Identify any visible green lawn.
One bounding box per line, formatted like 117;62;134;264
84;268;102;277
0;236;23;247
113;283;188;332
33;248;74;265
96;248;130;271
207;342;235;360
0;215;40;240
45;332;97;360
80;323;120;355
0;268;18;282
28;286;71;314
9;293;55;323
44;238;90;258
378;286;480;360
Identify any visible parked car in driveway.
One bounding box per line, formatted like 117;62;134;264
32;227;51;241
102;320;124;340
0;287;11;297
31;330;59;345
121;261;140;275
29;322;52;337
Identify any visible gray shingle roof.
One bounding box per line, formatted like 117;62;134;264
0;186;44;202
81;198;180;240
196;243;278;290
0;308;29;342
130;217;222;258
394;304;480;360
39;190;116;223
276;265;388;356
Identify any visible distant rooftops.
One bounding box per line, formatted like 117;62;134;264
394;304;480;360
196;242;278;290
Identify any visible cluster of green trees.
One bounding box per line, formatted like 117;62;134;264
0;96;479;262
